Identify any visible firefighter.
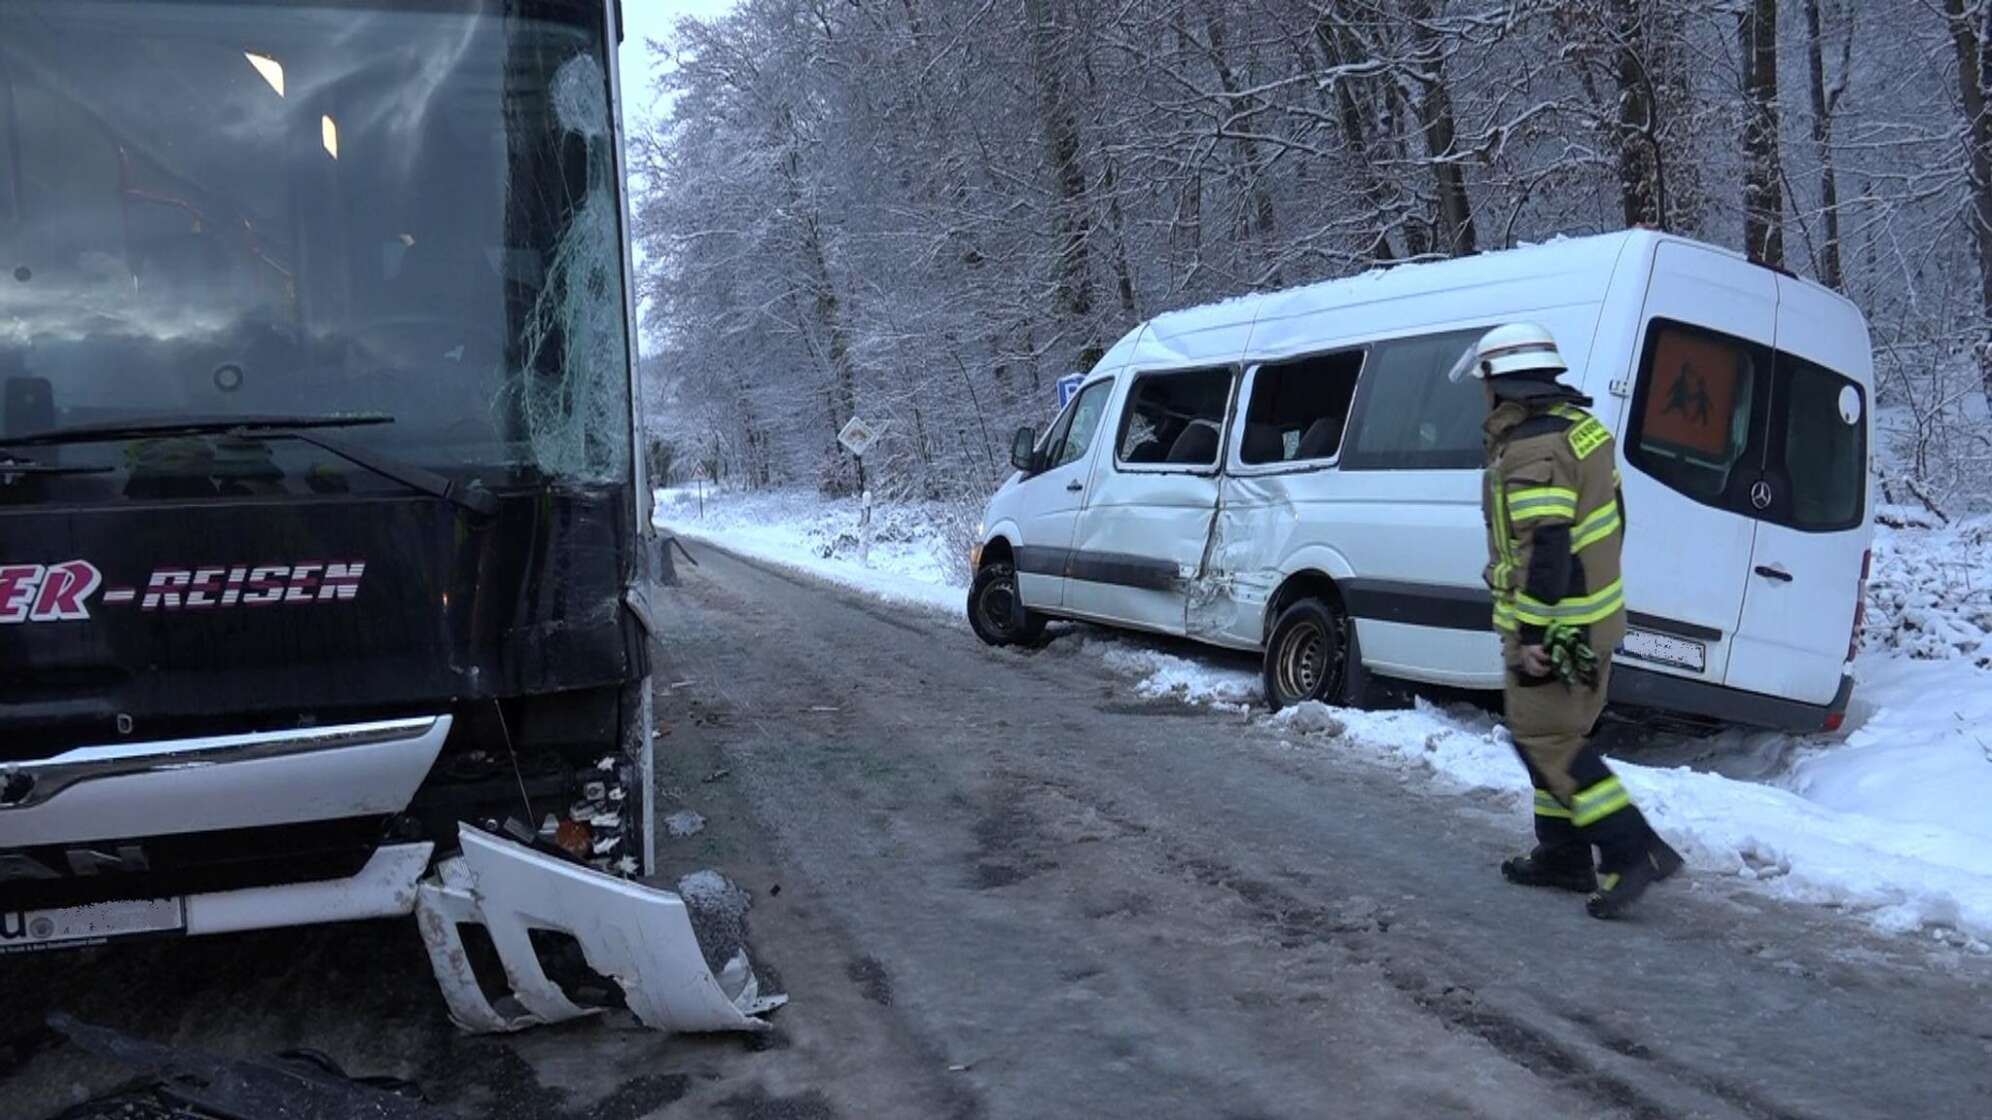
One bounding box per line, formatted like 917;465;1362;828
1451;322;1683;919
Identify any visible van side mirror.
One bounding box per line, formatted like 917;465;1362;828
1010;426;1039;473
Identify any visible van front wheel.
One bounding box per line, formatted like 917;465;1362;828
968;561;1047;647
1263;597;1349;711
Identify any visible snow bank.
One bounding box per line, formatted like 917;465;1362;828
657;488;1992;944
655;486;966;616
1267;698;1991;944
1077;635;1262;709
1863;514;1991;668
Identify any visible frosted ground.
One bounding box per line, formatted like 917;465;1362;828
656;486;1992;947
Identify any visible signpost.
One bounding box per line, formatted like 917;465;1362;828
837;417;884;565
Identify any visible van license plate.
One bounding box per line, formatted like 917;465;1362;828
1622;628;1706;673
0;898;185;955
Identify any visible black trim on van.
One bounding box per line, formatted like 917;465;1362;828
1625;611;1724;643
1017;546;1178;592
1014;545;1070;578
1609;665;1853;734
1341;579;1492;631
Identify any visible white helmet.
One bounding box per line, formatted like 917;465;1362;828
1447;322;1569;383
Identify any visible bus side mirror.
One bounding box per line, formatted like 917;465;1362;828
1010;426;1039;473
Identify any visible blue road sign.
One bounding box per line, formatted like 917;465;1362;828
1055;372;1085;408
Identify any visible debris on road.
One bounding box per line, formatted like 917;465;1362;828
46;1015;445;1120
415;825;786;1035
665;809;707;838
702;767;733;784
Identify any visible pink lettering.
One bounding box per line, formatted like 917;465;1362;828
29;560;101;622
0;564;44;624
142;569;192;611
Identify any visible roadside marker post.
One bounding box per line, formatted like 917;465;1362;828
838;417;885;568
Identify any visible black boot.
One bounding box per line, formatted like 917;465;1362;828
1586;837;1685;919
1501;845;1597;893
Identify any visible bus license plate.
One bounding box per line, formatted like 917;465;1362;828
1622;628;1706;674
0;898;185;955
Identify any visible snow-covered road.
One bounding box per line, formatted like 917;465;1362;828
657;486;1992;948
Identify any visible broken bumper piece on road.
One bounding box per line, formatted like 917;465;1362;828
416;824;786;1034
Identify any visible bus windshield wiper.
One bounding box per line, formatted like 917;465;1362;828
4;413;394;447
3;414;496;516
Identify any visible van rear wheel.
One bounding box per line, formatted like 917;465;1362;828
968;561;1047;647
1263;597;1349;711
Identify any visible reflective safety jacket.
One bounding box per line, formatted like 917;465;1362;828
1482;397;1627;652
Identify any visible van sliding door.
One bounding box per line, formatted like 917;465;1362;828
1062;366;1233;634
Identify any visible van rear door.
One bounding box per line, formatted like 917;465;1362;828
1615;241;1774;687
1723;278;1870;705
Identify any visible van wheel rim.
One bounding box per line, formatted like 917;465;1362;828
979;580;1017;636
1276;622;1327;702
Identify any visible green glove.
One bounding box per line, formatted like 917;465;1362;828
1544;621;1600;690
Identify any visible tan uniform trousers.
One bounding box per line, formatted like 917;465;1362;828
1502;651;1613;803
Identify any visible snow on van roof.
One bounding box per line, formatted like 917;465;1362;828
1142;230;1642;344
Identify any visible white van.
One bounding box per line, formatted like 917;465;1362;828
968;230;1873;733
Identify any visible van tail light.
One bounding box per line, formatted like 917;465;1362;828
1822;710;1845;732
1847;549;1871;662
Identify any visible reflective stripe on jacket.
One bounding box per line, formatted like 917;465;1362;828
1482;398;1627;650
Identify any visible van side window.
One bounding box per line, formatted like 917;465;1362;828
1339;329;1487;470
1047;378;1113;469
1116;367;1233;468
1626;321;1763;506
1239;350;1363;465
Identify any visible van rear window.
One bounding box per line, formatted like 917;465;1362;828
1626;319;1865;533
1628;323;1760;504
1774;352;1865;531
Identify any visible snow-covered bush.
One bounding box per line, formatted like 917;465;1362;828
1863;519;1992;669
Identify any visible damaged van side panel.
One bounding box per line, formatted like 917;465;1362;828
1185;294;1613;688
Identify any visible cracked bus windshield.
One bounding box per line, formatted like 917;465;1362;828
0;0;631;501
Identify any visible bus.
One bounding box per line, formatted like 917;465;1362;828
0;0;774;1032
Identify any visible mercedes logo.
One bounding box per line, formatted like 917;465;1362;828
1749;480;1774;510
